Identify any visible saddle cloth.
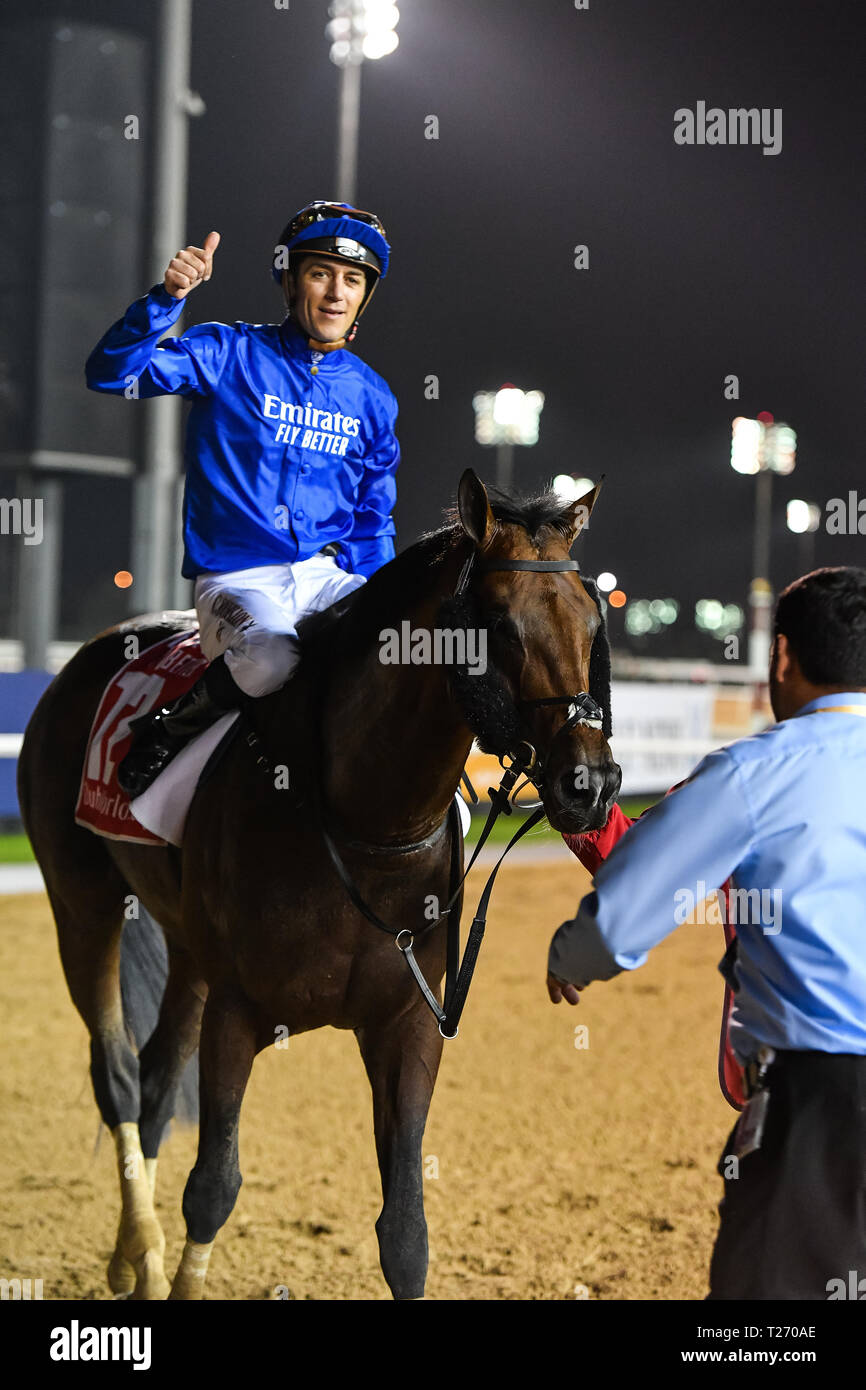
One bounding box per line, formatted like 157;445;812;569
75;630;472;850
75;631;239;847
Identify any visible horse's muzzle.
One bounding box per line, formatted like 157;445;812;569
544;757;622;834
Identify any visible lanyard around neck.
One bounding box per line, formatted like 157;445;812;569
804;705;866;717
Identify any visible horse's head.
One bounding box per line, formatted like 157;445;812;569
441;468;622;834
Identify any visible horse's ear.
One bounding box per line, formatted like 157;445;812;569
563;475;604;548
457;469;497;549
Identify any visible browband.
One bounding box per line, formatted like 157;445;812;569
454;551;581;596
481;559;582;572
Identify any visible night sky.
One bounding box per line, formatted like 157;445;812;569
18;0;866;649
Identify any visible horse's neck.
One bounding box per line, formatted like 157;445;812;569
320;548;474;844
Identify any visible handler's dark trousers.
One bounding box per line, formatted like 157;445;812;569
708;1051;866;1300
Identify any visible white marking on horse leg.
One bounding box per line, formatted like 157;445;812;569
169;1238;215;1301
144;1156;158;1197
113;1122;169;1300
107;1217;135;1296
108;1152;159;1292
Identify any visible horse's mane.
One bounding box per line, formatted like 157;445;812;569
297;483;582;666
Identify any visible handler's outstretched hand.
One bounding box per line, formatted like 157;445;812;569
547;972;582;1005
164;230;220;300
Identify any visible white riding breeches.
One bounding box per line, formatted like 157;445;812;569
194;554;367;698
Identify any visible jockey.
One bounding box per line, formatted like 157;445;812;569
84;201;399;797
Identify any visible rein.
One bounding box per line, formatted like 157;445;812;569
319;758;548;1038
242;543;606;1039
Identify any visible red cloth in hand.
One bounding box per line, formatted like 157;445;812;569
563;802;636;874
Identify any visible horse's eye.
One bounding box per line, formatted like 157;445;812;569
487;613;521;645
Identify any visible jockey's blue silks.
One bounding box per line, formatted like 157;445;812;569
85;286;400;580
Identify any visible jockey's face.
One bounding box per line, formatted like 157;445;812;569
287;254;368;342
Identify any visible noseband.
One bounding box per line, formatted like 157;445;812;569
452;549;606;794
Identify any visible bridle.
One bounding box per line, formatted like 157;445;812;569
241;539;609;1039
450;546;606;798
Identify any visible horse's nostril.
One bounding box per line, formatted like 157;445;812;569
559;768;601;808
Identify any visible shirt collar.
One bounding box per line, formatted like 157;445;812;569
793;691;866;717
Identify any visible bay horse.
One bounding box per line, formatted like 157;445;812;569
17;469;620;1301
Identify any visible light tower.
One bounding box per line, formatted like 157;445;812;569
326;1;400;204
730;412;797;672
473;384;545;490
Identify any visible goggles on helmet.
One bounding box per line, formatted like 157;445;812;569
272;201;390;286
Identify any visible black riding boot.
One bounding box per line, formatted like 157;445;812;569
117;654;244;798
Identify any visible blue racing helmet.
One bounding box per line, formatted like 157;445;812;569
272;200;390;304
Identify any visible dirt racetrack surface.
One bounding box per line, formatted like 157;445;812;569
0;855;734;1300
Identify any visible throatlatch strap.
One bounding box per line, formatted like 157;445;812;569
319;755;532;940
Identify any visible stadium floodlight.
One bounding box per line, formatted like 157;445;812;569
730;416;763;474
626;602;653;636
326;2;400;202
696;599;745;638
786;499;821;535
650;598;679;624
696;598;725;631
730;414;797;675
764;423;797;475
488;386;544;443
625;598;679;637
473;384;545;489
552;474;594;501
730;416;798;477
328;1;400;65
787;497;821;573
596;571;617;593
361;2;400;58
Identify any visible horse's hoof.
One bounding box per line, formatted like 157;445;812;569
129;1250;171;1301
107;1250;135;1295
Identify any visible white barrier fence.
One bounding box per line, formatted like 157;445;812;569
609;680;721;794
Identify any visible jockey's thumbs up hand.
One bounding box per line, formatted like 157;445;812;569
201;230;220;280
163;231;221;300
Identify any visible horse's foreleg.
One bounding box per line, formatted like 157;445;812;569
107;1139;160;1298
169;990;257;1300
112;1122;171;1300
356;1002;444;1300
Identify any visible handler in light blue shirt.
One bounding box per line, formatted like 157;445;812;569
547;566;866;1300
548;688;866;1066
